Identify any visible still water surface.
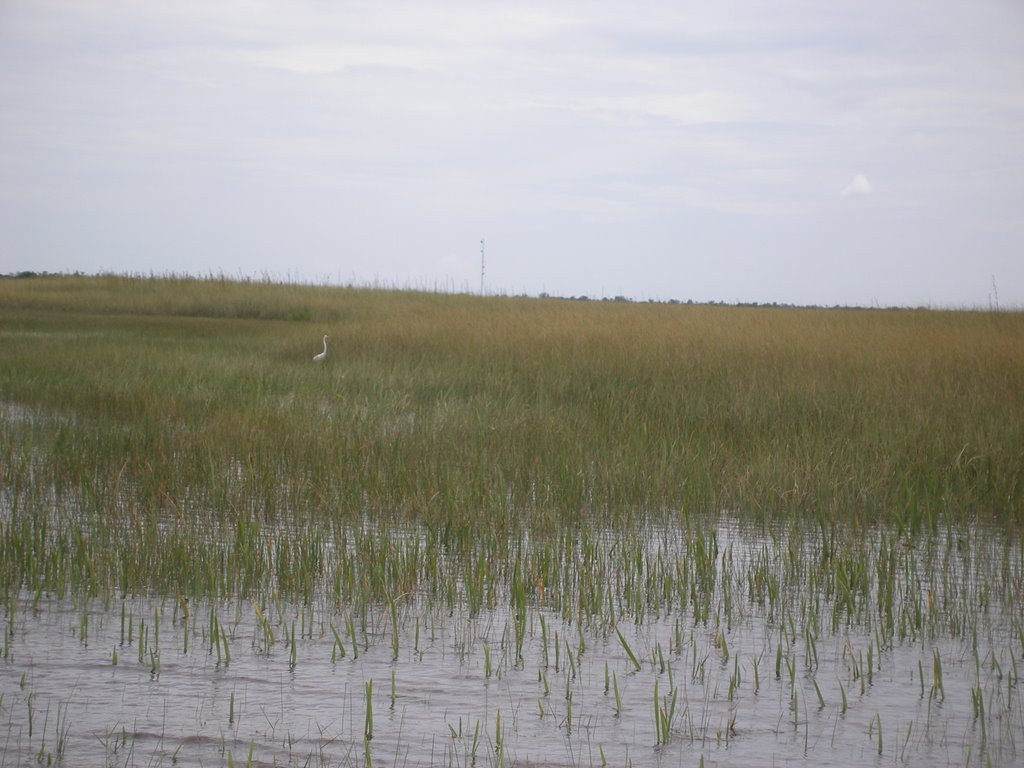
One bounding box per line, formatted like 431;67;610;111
1;517;1020;767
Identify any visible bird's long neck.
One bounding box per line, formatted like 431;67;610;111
321;337;328;353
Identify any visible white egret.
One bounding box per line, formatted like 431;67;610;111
313;334;328;362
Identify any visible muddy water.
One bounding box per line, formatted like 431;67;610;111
1;522;1021;767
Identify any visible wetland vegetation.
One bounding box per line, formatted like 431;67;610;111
1;274;1022;766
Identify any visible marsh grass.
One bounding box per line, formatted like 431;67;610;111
0;274;1021;618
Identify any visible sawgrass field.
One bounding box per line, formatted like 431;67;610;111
3;275;1021;530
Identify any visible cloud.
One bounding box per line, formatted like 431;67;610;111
842;173;873;196
229;44;431;75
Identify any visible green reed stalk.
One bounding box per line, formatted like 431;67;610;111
346;614;359;660
612;671;621;717
813;678;825;709
494;709;504;768
540;615;549;669
329;623;346;662
932;649;944;700
220;622;231;667
288;620;297;671
615;626;641;672
364;680;373;741
384;595;400;662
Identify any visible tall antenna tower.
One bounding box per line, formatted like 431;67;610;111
480;239;485;295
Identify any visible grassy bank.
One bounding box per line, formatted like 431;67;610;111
1;274;1022;600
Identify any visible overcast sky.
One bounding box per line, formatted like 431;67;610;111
2;1;1022;307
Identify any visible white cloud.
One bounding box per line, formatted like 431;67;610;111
841;174;873;196
228;44;433;75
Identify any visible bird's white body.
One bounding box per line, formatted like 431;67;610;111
313;334;328;361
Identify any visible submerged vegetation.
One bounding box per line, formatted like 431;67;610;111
0;274;1022;765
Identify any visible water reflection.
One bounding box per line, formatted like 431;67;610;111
1;514;1020;766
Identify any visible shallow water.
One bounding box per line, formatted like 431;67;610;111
1;518;1021;767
